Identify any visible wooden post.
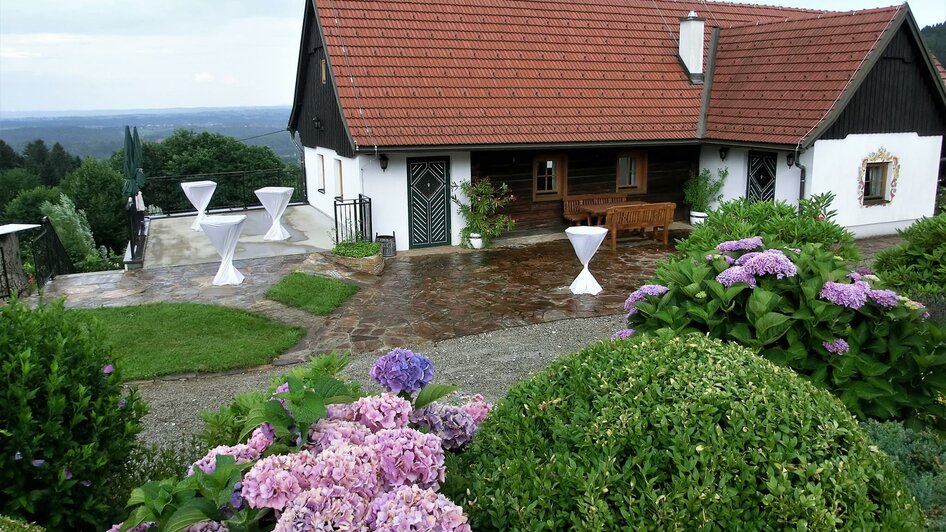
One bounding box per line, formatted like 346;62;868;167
0;224;40;299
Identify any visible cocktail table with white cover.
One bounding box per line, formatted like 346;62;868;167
254;186;294;241
199;215;247;286
565;226;609;295
181;180;217;231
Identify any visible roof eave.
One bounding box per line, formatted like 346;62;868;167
353;138;703;153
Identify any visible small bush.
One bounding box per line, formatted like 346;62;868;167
1;186;60;225
450;334;923;529
874;213;946;300
0;515;44;532
0;297;146;530
332;240;381;257
861;420;946;530
677;193;860;262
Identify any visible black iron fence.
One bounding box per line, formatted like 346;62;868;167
126;196;146;264
145;167;306;215
334;194;372;243
30;217;76;289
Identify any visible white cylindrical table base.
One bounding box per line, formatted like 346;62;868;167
565;226;609;295
254;186;294;241
181;180;217;232
200;215;246;285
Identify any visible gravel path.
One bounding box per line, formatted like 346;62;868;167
137;314;624;448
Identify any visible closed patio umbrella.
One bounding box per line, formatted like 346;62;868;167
122;126;146;197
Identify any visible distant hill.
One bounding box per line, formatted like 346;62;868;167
921;22;946;65
0;106;299;162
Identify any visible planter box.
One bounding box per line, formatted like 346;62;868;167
329;251;384;276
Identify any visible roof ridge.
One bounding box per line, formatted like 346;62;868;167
719;4;902;31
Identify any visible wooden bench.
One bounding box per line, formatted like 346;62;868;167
602;202;676;249
562;193;628;225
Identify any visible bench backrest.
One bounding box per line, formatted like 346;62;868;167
563;193;628;214
606;202;676;229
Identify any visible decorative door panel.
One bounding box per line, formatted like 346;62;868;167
747;151;777;202
407;157;451;248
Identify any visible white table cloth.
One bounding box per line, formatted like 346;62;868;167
565;226;609;295
254;186;294;241
200;215;246;286
181;180;217;231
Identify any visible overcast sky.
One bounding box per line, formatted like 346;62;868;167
0;0;943;116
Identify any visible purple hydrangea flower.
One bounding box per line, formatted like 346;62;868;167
410;403;477;450
460;394;493;425
230;481;244;510
80;480;91;487
185;521;227;532
274;486;369;532
351;393;413;433
847;271;863;281
370;348;435;395
102;364;114;375
716;237;763;252
118;399;127;409
307;419;372;454
612;329;635;339
739;249;797;279
868;289;899;308
733;252;761;266
820;281;869;310
716;266;757;288
31;459;44;467
64;468;72;480
624;284;669;312
823;338;850;355
366;485;471;531
367;427;446;490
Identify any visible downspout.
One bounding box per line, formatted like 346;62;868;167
794;143;807;201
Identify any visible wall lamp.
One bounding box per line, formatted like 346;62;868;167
719;147;729;161
312;116;323;131
379;154;389;171
786;152;796;168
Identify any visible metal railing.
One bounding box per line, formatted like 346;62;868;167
30;217;75;289
145;167;306;215
126;196;146;264
334;194;372;243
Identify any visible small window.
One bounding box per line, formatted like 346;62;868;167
616;150;648;194
335;159;344;199
533;155;565;201
317;154;326;193
863;162;888;203
320;59;327;84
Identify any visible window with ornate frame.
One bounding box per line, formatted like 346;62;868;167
317;154;326;193
616;150;648;194
863;163;887;202
858;147;899;207
533;154;566;201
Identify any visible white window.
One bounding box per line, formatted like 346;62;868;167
616;150;647;193
863;162;888;203
317;154;326;193
335;159;344;199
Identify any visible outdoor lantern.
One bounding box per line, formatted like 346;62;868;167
313;116;322;130
719;147;729;160
379;154;389;171
786;152;796;167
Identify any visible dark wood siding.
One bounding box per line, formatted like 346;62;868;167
821;25;946;140
288;1;354;157
472;146;698;233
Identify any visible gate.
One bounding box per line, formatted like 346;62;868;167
747;151;777;202
334;194;372;243
31;217;76;289
407;157;451;248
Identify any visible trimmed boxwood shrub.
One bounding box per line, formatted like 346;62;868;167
0;297;146;530
677;194;860;263
625;239;946;429
449;334;924;530
874;213;946;301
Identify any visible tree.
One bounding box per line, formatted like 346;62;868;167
0;140;23;170
40;194;96;265
46;142;81;185
21;140;50;185
2;187;61;225
0;168;40;212
60;158;126;253
147;129;284;176
921;21;946;64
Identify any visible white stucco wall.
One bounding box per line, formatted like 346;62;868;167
302;146;361;217
809;133;942;237
361;151;471;251
699;146;804;208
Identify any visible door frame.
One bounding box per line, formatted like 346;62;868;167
406;156;452;249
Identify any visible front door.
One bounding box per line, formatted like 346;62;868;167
407;157;451;248
747;151;777;202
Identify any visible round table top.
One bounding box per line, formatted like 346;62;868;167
565;226;608;237
201;214;247;226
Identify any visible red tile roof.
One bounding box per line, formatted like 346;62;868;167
313;0;903;149
704;6;903;146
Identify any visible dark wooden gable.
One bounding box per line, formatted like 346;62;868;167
288;0;354;157
821;23;946;140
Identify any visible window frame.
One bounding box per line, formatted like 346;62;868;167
862;162;888;203
615;150;648;194
335;159;344;199
320;59;327;84
532;154;566;201
317;154;326;194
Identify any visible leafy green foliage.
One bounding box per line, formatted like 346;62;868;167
450;334;923;530
39;194;96;262
861;420;946;530
70;303;303;381
2;186;61;225
677;193;860;262
20;140;80;187
0;168;40;212
60;157;127;253
0;139;24;170
0;297;146;530
874;213;946;299
451;177;515;247
683;166;728;212
332;240;381;258
628;242;946;429
0;515;45;532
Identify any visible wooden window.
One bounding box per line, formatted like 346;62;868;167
616;150;647;194
317;154;326;193
320;59;327;84
863;162;888;203
533;155;565;201
335;159;344;199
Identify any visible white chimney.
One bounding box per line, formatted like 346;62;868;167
679;10;705;83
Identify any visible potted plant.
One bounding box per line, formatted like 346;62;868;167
451;177;516;248
683;166;728;225
331;239;384;275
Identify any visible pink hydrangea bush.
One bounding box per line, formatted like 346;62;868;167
351;393;413;432
366;485;471;531
460;394;493;424
307;419;373;454
368;428;446;490
275;486;370;532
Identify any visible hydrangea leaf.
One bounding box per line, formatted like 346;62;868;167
415;384;458;410
164;498;219;532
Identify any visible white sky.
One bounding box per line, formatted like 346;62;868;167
0;0;943;115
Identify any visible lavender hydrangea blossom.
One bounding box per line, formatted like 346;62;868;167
460;394;493;425
868;289;899;308
367;428;446;490
370;348;435;394
612;328;636;339
366;485;471;532
410;403;477;450
716;265;757;288
351;393;413;432
820;281;870;309
624;284;669;314
739;249;797;279
274;486;369;532
307;419;373;454
823;338;850;355
715;236;763;252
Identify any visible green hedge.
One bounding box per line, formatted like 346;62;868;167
874;213;946;300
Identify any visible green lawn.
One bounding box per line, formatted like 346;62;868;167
265;272;360;315
71;303;303;381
